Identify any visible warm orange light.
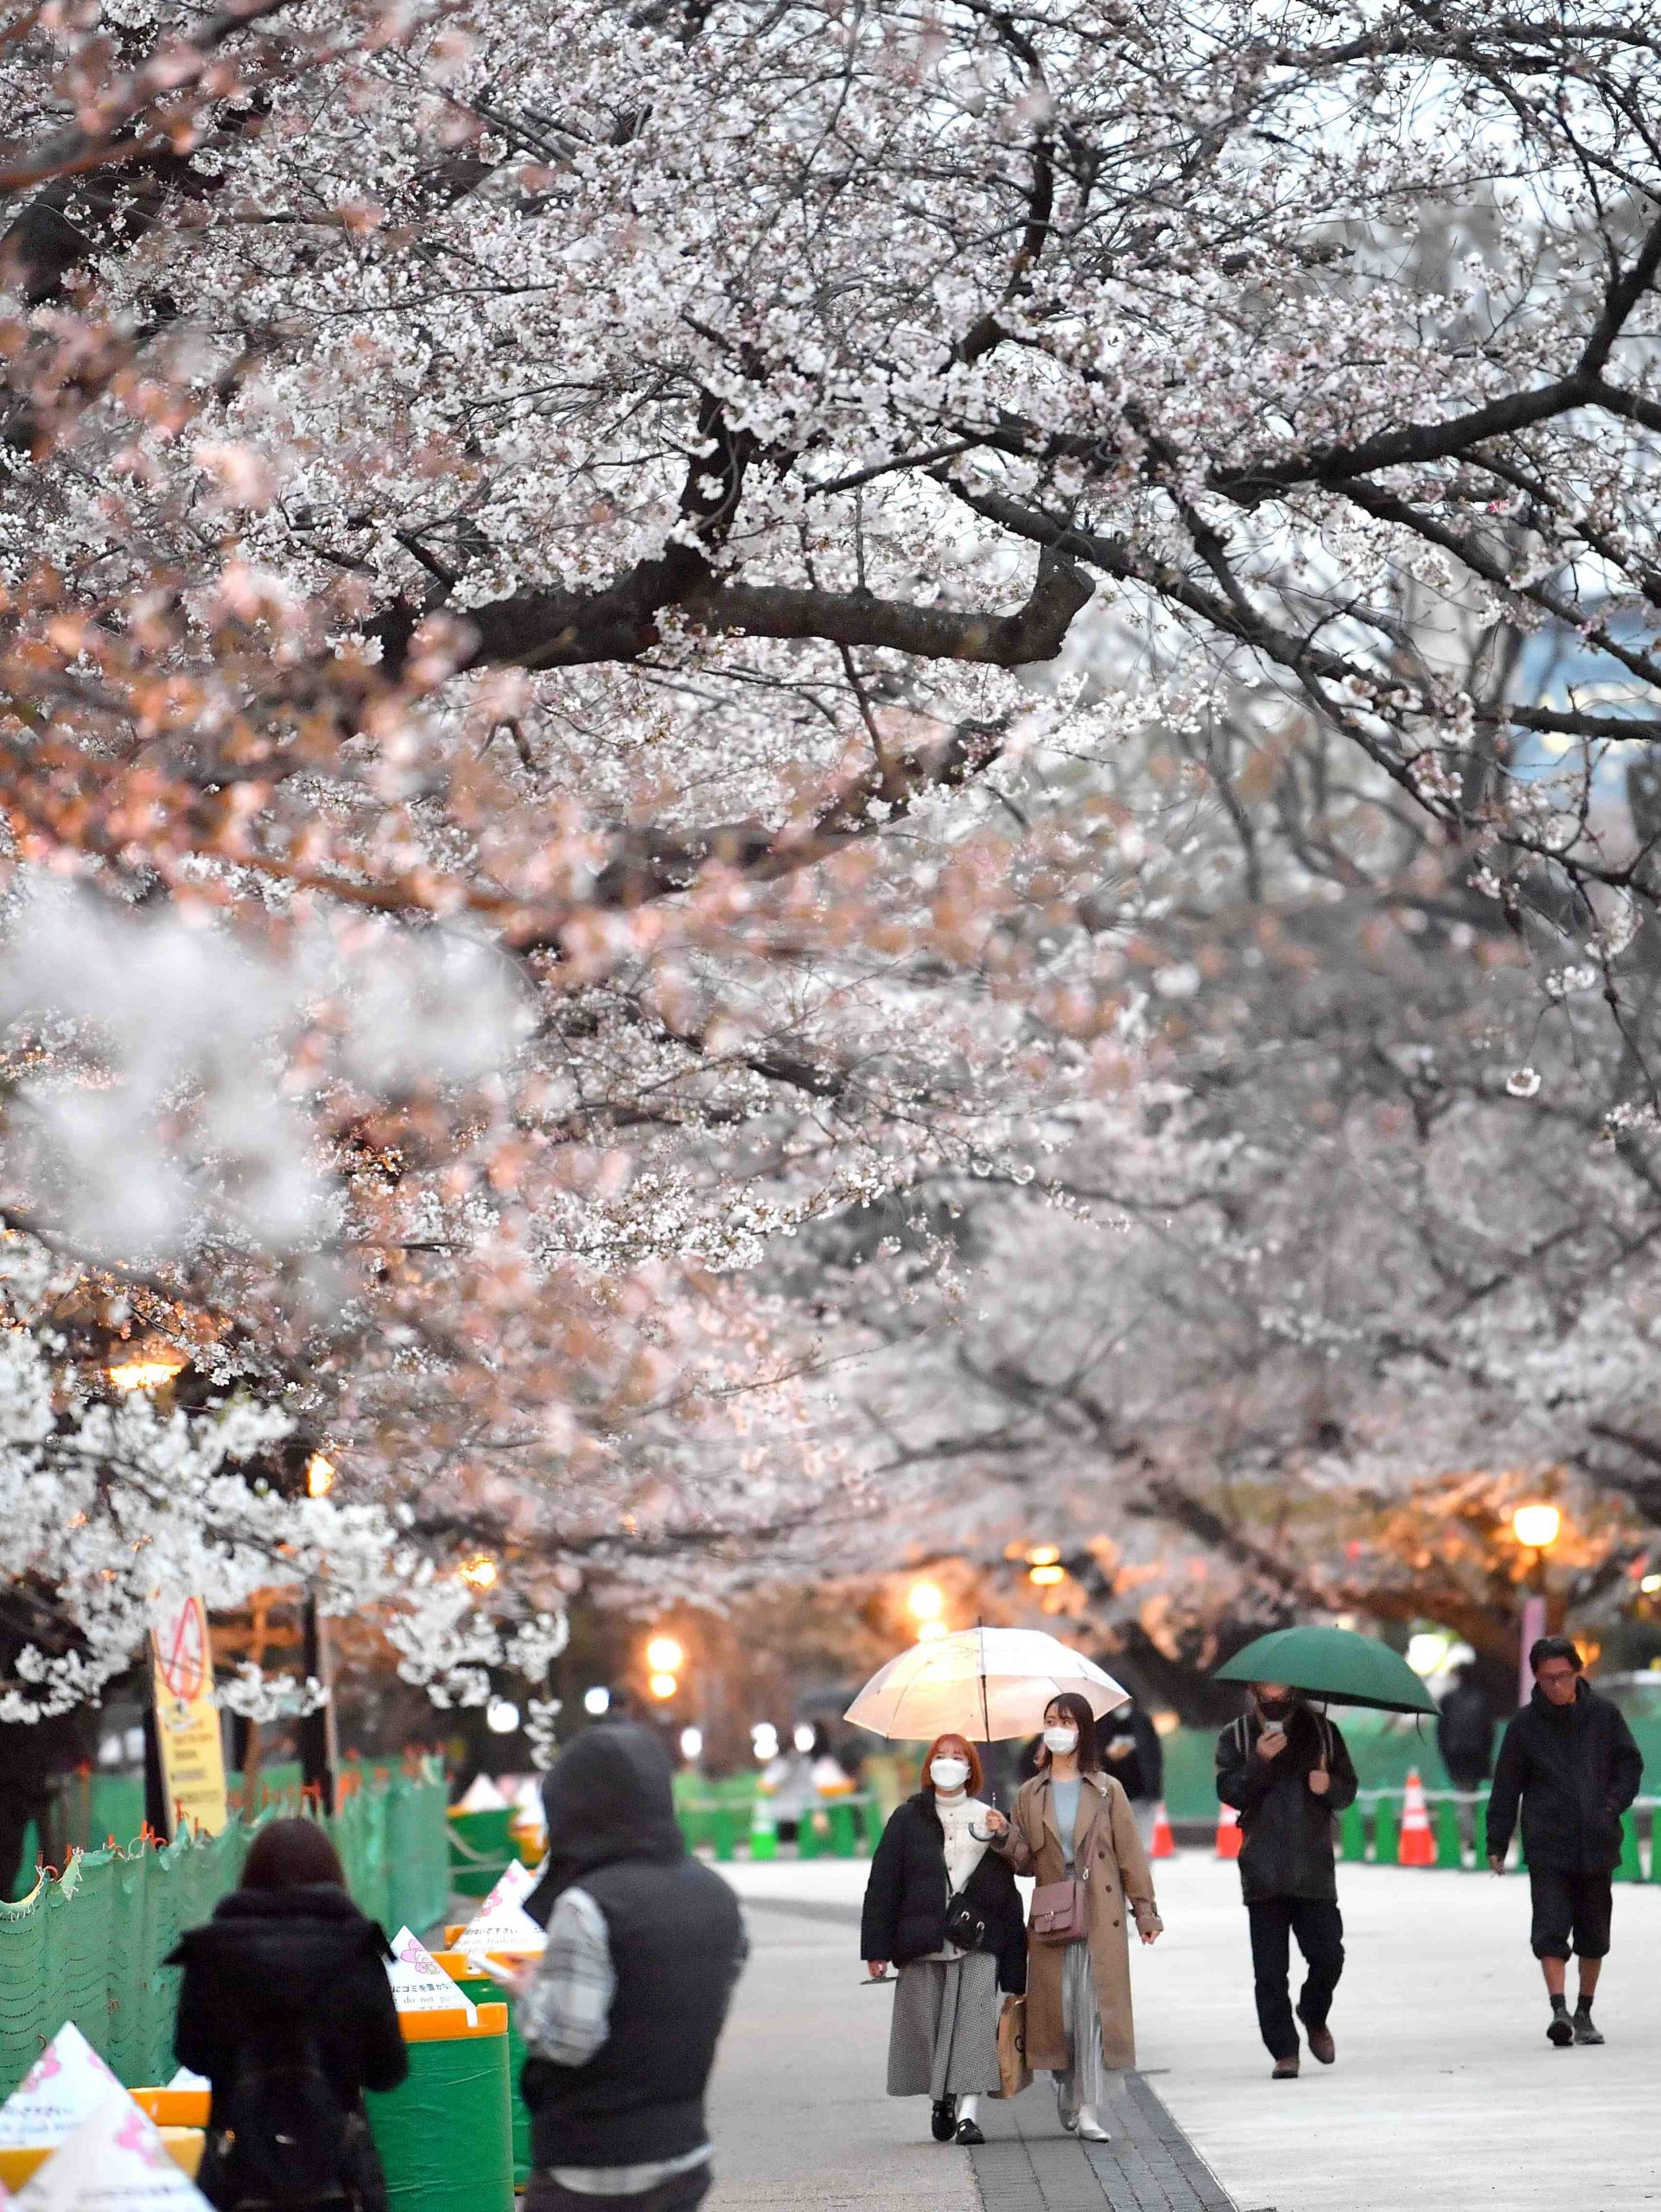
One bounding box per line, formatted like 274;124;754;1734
646;1635;685;1674
648;1671;679;1700
306;1453;335;1498
1028;1563;1066;1586
1026;1545;1061;1567
108;1356;185;1392
907;1580;945;1622
1511;1503;1562;1551
459;1554;499;1591
915;1618;949;1643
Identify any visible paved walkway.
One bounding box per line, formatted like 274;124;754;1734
709;1851;1661;2212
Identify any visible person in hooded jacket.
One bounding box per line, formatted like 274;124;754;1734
1215;1682;1358;2080
169;1819;407;2212
860;1733;1025;2146
512;1723;747;2212
1486;1636;1643;2049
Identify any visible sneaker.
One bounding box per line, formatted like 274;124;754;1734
1574;2008;1605;2046
931;2097;958;2142
1271;2054;1301;2079
1547;2011;1574;2048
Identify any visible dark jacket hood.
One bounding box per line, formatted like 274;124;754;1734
525;1723;684;1927
165;1883;390;2018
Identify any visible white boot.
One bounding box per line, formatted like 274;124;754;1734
1074;2107;1110;2144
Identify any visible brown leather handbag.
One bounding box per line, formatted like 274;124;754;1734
1028;1877;1089;1944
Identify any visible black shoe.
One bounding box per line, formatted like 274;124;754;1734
1574;2007;1605;2046
931;2097;958;2142
1547;2011;1574;2047
955;2120;985;2145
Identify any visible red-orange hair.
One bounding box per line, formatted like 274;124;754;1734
922;1733;983;1796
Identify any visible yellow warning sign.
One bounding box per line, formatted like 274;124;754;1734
150;1595;227;1839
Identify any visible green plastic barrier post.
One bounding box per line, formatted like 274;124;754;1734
861;1796;886;1852
1434;1799;1464;1870
366;2013;513;2212
710;1807;737;1863
796;1808;822;1860
1648;1809;1661;1882
1338;1802;1365;1862
748;1800;777;1861
1373;1795;1400;1866
1614;1811;1642;1883
826;1802;856;1858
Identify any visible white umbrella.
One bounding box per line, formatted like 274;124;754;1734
843;1626;1130;1743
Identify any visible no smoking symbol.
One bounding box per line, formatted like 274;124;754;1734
157;1601;207;1703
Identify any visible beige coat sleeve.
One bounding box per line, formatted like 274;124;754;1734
1108;1777;1162;1927
993;1790;1039;1876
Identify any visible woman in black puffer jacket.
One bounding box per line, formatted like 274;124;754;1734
859;1734;1024;2146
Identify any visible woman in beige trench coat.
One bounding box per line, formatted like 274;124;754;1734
986;1692;1163;2141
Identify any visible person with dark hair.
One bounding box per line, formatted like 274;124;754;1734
1098;1700;1164;1853
1435;1660;1497;1795
168;1817;406;2212
1486;1636;1644;2048
513;1722;747;2212
984;1693;1162;2143
860;1732;1025;2146
1215;1681;1358;2079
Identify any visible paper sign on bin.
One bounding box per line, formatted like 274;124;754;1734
387;1929;478;2024
15;2088;208;2212
0;2026;122;2148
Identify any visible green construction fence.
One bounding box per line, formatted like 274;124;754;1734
0;1763;449;2099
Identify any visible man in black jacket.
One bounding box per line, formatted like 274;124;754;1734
1216;1684;1358;2080
516;1726;747;2212
1486;1637;1643;2049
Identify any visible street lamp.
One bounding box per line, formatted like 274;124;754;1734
646;1635;685;1675
1511;1501;1562;1707
907;1580;944;1623
1511;1503;1562;1552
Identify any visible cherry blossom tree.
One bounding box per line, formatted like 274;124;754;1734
1;0;1660;1709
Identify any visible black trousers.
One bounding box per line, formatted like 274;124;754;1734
1528;1867;1613;1961
1246;1897;1345;2060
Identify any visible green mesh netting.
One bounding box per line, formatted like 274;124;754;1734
365;2031;513;2212
0;1770;449;2097
453;1971;530;2187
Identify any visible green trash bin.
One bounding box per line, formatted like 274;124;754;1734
449;1806;515;1899
366;2001;514;2212
438;1956;532;2190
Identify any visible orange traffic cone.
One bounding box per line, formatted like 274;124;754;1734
1398;1769;1435;1866
1150;1802;1175;1859
1215;1802;1241;1859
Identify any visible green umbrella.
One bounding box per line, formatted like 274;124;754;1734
1213;1626;1438;1715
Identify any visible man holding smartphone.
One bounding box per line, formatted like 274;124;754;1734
1486;1637;1642;2049
1216;1683;1358;2080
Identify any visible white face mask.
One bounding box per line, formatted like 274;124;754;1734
1043;1726;1079;1756
930;1757;971;1792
